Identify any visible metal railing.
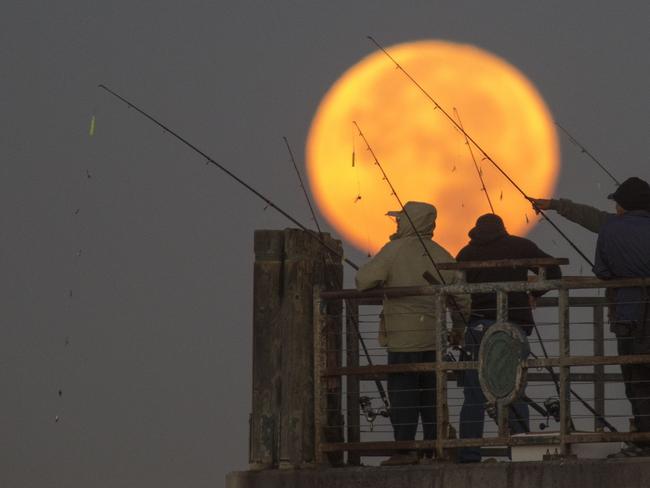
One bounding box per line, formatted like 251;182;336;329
313;259;650;464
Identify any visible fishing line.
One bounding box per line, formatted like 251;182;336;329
351;132;372;256
453;107;495;213
555;122;620;185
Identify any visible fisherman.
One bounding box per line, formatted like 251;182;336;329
591;178;650;457
455;213;562;463
355;201;470;466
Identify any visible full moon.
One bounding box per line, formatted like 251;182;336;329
306;40;559;255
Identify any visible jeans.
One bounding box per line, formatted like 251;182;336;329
387;351;437;452
459;319;530;463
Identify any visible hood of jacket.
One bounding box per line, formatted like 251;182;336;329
389;201;437;240
467;213;508;245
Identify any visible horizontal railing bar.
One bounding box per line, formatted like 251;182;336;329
321;432;650;452
320;277;650;301
351;448;510;457
342;372;623;383
436;258;569;270
528;354;650;367
347;296;608;308
323;355;650;376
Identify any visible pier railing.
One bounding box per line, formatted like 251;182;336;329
313;259;650;464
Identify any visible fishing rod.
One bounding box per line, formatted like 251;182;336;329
283;136;391;412
353;121;454;288
97;85;393;412
283;136;323;234
555;122;620;186
354;120;537;432
453;107;495;214
366;36;594;268
97;84;358;271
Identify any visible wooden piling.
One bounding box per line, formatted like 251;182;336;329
250;229;343;469
250;230;284;469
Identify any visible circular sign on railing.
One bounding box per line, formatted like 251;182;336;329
478;322;529;407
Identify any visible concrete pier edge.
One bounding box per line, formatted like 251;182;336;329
226;458;650;488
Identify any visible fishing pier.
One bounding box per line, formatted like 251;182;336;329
226;229;650;487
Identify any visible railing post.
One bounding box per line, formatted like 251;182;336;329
496;290;508;323
538;265;547;281
313;286;327;466
495;290;510;437
345;299;361;466
434;292;448;459
559;288;572;455
593;304;605;431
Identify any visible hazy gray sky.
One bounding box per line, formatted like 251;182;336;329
1;1;648;486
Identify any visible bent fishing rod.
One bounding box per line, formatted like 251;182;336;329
555;122;620;186
97;84;357;271
366;36;594;268
283;136;391;412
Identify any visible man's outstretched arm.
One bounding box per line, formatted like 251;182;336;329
531;198;611;234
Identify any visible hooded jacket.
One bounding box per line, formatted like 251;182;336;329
355;202;470;352
455;214;562;330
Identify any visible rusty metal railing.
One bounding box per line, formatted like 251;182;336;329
313;260;650;464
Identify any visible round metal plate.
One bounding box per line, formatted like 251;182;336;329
478;322;528;407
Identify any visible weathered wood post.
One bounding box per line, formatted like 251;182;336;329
249;229;343;470
250;230;284;470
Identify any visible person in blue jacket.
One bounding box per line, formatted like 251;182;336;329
593;177;650;457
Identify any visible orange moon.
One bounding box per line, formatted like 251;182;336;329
306;40;559;255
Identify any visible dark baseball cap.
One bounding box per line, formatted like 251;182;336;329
607;177;650;211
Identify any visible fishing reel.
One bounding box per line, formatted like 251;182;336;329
486;396;560;431
359;396;390;431
539;397;561;430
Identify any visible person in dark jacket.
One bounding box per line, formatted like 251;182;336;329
593;177;650;457
455;213;562;463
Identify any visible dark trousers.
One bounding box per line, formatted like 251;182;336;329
387;351;437;450
616;325;650;447
459;320;529;463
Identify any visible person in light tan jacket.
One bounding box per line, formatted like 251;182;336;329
356;201;469;465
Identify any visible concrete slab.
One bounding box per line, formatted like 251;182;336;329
226;458;650;488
